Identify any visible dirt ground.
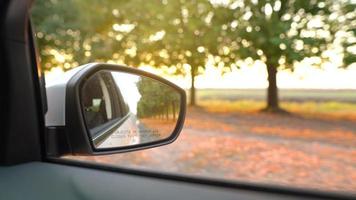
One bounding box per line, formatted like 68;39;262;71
70;107;356;193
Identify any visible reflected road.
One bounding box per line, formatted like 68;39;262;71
97;113;160;148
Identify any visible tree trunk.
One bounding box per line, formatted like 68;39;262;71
190;67;196;106
172;101;176;121
266;63;279;111
164;105;167;120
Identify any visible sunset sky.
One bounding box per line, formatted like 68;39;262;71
46;59;356;90
139;61;356;90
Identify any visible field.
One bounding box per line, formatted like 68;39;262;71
198;89;356;121
68;89;356;193
196;88;356;103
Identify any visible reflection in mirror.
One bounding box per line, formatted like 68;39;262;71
81;70;181;149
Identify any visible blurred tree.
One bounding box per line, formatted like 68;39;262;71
32;0;355;110
31;0;128;70
211;0;355;112
339;2;356;67
32;0;217;106
115;0;218;106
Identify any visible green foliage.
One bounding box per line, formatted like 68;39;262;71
32;0;220;106
211;0;352;69
137;78;180;119
31;0;355;108
207;0;355;110
31;0;355;71
339;2;356;67
31;0;217;73
31;0;128;70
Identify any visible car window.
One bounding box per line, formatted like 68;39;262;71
31;0;356;194
81;73;108;130
82;71;129;134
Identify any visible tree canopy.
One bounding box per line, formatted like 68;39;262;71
31;0;355;110
112;0;221;105
210;0;355;110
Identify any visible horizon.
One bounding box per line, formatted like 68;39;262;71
45;61;356;90
139;63;356;90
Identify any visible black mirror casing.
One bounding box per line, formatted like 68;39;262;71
65;63;186;155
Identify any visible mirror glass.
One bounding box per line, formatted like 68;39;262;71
80;70;181;149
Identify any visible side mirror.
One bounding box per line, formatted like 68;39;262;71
45;63;186;155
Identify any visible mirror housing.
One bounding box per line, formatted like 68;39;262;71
45;63;186;155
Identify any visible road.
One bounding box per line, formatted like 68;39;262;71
70;107;356;193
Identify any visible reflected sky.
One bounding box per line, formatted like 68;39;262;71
111;72;141;115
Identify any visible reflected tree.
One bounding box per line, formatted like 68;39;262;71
137;78;180;120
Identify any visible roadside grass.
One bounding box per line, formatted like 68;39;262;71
195;89;356;103
199;99;356;122
195;88;356;121
199;100;265;113
281;101;356;121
